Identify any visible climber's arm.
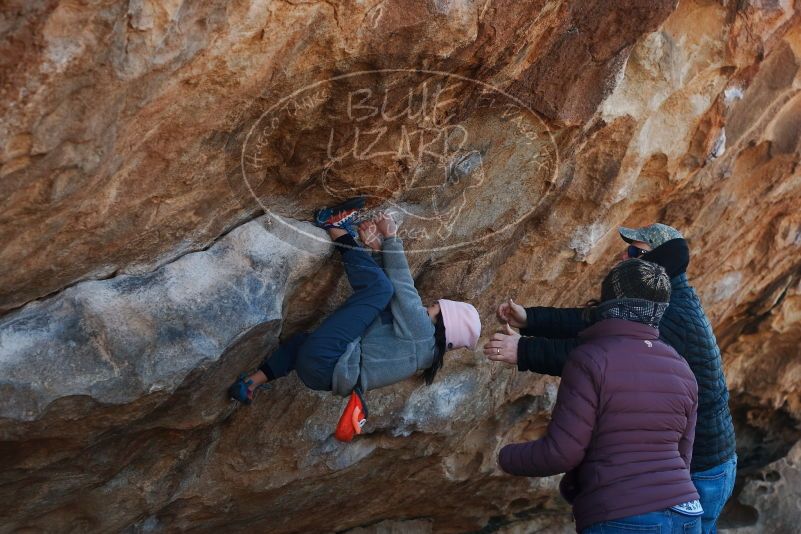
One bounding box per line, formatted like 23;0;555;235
382;236;434;338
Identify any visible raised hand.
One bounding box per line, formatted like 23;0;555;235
374;211;398;237
358;220;382;251
482;323;521;365
496;298;527;328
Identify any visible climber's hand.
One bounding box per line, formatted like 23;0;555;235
496;298;527;328
483;323;520;365
358;221;382;251
374;212;397;237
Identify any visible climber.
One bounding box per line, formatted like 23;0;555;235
485;223;737;534
228;197;481;442
496;259;703;533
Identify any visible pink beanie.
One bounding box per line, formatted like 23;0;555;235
438;299;481;351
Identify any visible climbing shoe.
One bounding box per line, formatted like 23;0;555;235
228;374;254;405
334;387;368;442
313;196;366;238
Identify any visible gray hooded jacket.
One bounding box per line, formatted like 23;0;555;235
331;236;436;397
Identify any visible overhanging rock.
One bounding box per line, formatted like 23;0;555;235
0;217;331;422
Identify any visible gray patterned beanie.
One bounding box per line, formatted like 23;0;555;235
601;259;671;303
597;259;671;328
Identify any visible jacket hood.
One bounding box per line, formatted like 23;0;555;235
641;238;690;278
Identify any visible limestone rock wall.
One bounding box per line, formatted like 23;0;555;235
729;440;801;533
1;0;800;532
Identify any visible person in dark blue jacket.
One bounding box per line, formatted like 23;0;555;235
483;223;737;534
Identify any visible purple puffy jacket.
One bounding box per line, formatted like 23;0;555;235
499;318;699;532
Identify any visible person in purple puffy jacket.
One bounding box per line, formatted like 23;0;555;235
497;259;702;534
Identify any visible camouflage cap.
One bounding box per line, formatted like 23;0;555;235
618;223;683;248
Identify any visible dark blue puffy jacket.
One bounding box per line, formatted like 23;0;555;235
517;272;736;472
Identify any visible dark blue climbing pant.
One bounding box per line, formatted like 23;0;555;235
259;237;393;391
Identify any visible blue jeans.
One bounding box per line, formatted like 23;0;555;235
582;510;702;534
692;454;738;534
259;245;392;391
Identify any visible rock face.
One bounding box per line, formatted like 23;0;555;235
727;440;801;533
1;0;800;532
0;217;330;422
